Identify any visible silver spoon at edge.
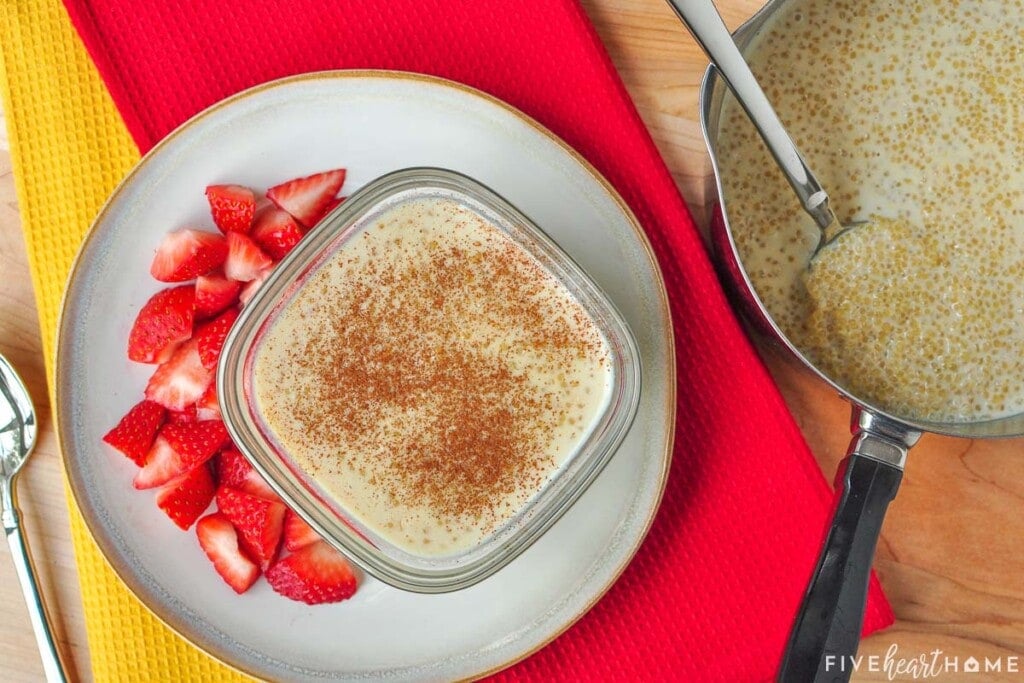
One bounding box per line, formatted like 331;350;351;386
0;353;70;682
665;0;864;257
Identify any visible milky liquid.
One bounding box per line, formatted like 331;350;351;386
716;0;1024;421
252;197;612;556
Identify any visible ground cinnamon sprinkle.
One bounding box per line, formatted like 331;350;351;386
253;197;611;555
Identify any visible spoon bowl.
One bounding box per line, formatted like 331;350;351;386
664;0;863;261
0;356;37;483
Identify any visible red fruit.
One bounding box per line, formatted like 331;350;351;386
145;339;214;411
150;229;228;283
197;383;220;421
266;169;346;227
238;267;275;306
283;510;321;552
134;420;226;489
194;271;241;319
216;486;286;567
206;184;256;234
321;196;345;219
196;307;240;369
217;448;281;501
167;404;198;424
224;232;273;282
102;400;166;466
216;447;251;489
251;207;304;260
196;513;260;593
156;464;216;530
266;540;357;604
162;419;228;464
133;435;182;489
127;285;195;363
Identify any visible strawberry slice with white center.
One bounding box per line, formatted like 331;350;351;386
196;383;220;421
266;169;346;228
216;486;286;567
102;399;166;466
127;285;195;363
167;403;198;424
206;184;256;234
217;448;281;502
196;513;260;593
238;266;275;306
195;307;240;369
251;206;305;260
224;232;273;282
150;229;228;283
156;463;216;530
133;420;226;489
145;339;213;411
283;509;322;552
266;540;357;604
133;435;182;489
194;271;241;319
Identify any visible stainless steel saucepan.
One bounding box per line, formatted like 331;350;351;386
675;0;1024;680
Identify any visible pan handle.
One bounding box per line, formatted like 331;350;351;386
778;410;919;683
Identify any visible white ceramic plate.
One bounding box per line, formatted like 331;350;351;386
56;71;674;681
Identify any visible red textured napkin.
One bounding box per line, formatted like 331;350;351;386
62;0;892;679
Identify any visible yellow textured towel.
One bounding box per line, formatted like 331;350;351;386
0;2;250;680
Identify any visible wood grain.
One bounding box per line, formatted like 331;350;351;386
1;1;1022;680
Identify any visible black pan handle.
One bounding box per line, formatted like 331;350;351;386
778;410;920;683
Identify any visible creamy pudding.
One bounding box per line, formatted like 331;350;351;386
252;196;612;556
717;0;1024;422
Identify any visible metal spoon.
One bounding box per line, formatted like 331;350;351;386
0;354;69;682
665;0;861;256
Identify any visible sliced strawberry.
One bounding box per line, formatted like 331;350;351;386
240;471;281;502
134;420;225;489
194;271;241;319
127;285;195;363
150;229;228;283
102;400;166;466
320;196;345;219
251;207;304;260
133;435;183;489
161;419;228;465
167;403;198;424
224;232;273;282
216;486;286;567
283;510;321;552
216;448;281;501
156;464;216;530
195;307;240;369
196;513;260;593
238;267;274;306
216;446;247;489
266;540;357;604
144;339;213;411
266;169;346;227
197;383;221;421
216;447;251;489
206;184;255;234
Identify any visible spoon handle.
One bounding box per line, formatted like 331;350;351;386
3;493;69;683
665;0;836;230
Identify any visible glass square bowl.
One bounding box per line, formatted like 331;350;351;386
218;168;641;592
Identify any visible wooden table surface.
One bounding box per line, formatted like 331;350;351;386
1;1;1022;680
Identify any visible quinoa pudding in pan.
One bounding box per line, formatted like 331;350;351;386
716;0;1024;422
